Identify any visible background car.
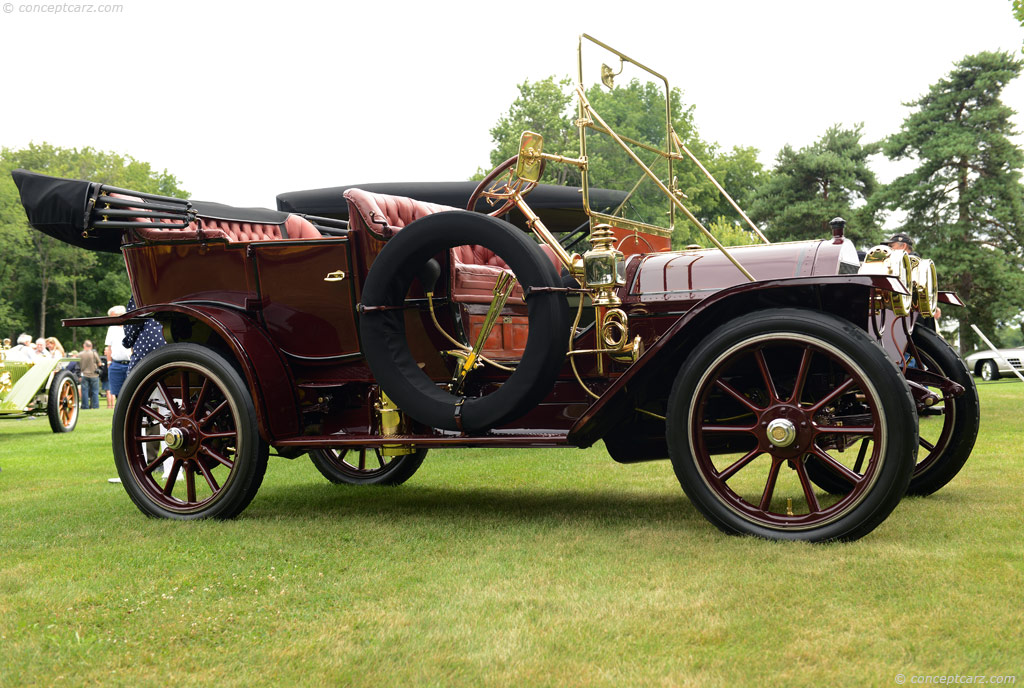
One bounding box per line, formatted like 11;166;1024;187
964;347;1024;381
0;350;79;432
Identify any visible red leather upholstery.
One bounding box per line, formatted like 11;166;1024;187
343;188;563;306
344;188;452;239
113;193;321;242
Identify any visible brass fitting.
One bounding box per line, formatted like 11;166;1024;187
375;390;415;456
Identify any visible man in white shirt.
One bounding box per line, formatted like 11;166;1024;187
6;334;36;363
105;305;132;400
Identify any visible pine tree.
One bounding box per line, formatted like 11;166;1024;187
747;124;880;245
879;51;1024;352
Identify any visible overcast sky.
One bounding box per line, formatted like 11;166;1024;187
1;0;1022;208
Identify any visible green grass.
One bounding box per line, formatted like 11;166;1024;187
2;381;1022;687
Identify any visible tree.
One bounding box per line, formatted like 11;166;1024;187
747;124;881;245
0;143;187;346
480;76;768;248
877;51;1024;353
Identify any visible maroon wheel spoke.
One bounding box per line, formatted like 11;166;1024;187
701;423;758;434
162;463;181;496
201;431;237;441
199;400;229;428
853;438;870;474
808;377;855;413
140;404;168;425
134;434;165;443
195;459;220;492
357;449;366;470
717;449;762;482
184;464;197;503
754;349;780;403
794;458;822;513
919;436;935;451
790;347;814;404
714;378;764;411
814;425;876;436
143;448;172;474
179;371;191;415
810;446;863;486
193;378;210;416
376;452;385;468
758;459;784;511
156;382;180;417
200;445;234;468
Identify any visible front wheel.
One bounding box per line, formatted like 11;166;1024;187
666;309;916;542
48;370;79;433
980;360;1000;381
310;447;427;485
112;343;268;519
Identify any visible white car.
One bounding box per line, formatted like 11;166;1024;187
964;347;1024;381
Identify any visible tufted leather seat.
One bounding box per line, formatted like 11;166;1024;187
343;188;560;304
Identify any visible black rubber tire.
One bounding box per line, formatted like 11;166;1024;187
807;328;981;497
359;210;569;432
905;327;980;495
47;370;79;433
666;309;917;542
980;360;1000;381
310;447;427;485
112;343;268;520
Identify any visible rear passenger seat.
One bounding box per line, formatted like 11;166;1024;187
112;193;322;242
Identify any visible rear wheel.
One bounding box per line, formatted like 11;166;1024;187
666;309;916;542
310;447;427;485
980;360;999;381
47;370;79;433
112;343;268;519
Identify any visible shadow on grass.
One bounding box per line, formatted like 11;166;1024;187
250;482;703;527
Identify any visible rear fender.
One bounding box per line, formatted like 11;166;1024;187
65;304;299;443
568;274;904;447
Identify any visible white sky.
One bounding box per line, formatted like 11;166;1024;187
1;0;1022;207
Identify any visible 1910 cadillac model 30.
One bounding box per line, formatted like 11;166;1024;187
13;36;979;541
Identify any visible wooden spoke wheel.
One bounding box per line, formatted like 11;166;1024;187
310;447;427;485
48;370;79;433
666;309;916;542
112;344;267;519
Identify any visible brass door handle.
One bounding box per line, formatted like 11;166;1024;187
324;270;346;282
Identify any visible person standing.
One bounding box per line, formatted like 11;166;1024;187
104;305;131;403
78;340;103;410
101;345;112;407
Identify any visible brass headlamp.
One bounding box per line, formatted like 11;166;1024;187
859;245;914;317
909;256;938;318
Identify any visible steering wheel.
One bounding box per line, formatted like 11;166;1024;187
467;155;546;217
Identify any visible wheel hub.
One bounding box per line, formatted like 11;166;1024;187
766;418;797;447
757;404;815;457
164;427;187;450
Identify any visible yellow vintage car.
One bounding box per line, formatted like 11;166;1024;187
0;345;79;432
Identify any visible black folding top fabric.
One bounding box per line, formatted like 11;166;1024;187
188;200;291;225
276;182;628;233
10;169;121;252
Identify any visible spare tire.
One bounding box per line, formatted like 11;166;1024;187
359;210;569;433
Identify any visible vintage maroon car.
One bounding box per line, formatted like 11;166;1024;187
11;36;978;541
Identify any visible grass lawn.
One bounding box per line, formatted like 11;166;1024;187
1;381;1022;687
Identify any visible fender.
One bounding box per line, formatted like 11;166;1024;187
567;274;911;447
65;302;300;443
